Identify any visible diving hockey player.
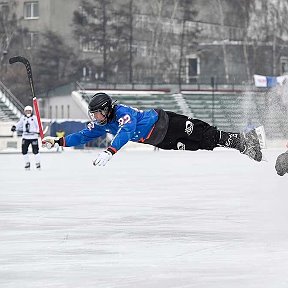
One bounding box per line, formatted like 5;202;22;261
42;92;264;167
11;105;41;170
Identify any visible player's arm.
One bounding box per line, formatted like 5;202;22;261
42;126;105;149
110;113;137;152
93;113;137;167
11;117;23;132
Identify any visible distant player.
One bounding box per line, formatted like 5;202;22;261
11;105;41;170
42;92;264;166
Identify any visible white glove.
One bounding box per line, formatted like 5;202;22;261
93;150;113;166
42;136;59;149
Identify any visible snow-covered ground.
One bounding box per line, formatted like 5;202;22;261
0;148;288;288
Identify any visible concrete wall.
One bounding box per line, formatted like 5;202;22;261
42;94;87;120
16;0;80;47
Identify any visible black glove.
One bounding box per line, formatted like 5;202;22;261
275;151;288;176
11;125;16;132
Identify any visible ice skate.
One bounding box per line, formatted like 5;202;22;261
36;163;41;170
239;126;265;162
24;162;30;170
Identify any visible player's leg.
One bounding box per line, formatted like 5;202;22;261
218;129;262;162
31;139;41;169
156;112;262;161
156;112;219;151
22;138;30;170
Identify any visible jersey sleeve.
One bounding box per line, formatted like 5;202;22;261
64;127;105;147
110;112;137;152
15;117;24;132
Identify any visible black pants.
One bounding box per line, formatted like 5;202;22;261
22;138;39;155
156;111;219;151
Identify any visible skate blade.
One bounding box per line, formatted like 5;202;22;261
255;125;267;149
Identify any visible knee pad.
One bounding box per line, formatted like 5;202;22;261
31;140;39;154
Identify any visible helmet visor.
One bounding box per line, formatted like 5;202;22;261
88;109;108;125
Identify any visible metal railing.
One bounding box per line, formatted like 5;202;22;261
78;81;255;93
0;80;24;113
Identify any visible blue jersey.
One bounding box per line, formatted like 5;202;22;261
64;104;159;152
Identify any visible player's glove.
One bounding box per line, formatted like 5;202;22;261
11;125;16;132
275;151;288;176
93;150;113;166
42;136;60;149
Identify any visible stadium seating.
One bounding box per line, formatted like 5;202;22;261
182;91;288;138
81;91;183;114
0;94;21;121
0;81;22;122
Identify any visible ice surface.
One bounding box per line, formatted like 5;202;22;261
0;148;288;288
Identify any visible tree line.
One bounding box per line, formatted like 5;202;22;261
1;0;288;105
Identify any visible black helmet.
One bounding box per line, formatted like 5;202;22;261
88;92;113;125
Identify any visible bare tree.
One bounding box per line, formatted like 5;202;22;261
128;0;134;82
110;0;135;83
178;0;199;86
268;0;288;75
145;0;166;82
144;0;198;83
243;0;288;76
216;0;229;83
240;0;255;81
73;0;111;81
0;1;17;65
73;0;134;83
35;31;79;91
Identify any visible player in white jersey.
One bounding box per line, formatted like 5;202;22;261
11;106;41;170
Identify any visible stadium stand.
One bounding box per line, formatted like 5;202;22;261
0;81;23;151
77;90;183;114
182;91;288;138
0;80;23;122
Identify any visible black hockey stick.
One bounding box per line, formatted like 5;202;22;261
9;56;35;100
9;56;44;139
